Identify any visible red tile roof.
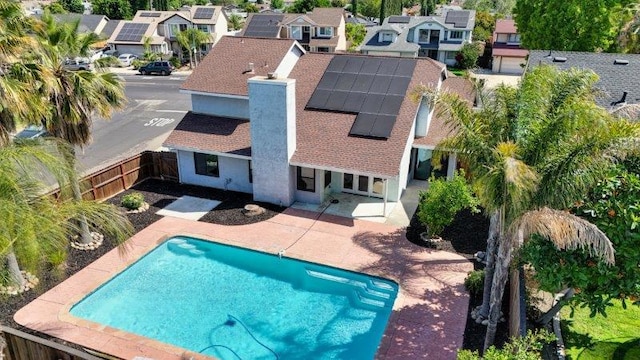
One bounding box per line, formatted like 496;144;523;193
180;36;298;96
164;112;251;156
492;47;528;58
494;19;517;34
414;77;475;148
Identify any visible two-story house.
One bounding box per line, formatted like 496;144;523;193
527;50;640;109
240;8;347;52
107;6;228;57
359;10;475;66
491;19;528;74
163;36;474;210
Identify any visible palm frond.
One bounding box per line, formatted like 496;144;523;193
514;207;615;265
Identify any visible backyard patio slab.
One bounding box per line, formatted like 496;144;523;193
15;208;472;360
156;195;221;220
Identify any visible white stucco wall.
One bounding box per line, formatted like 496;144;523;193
249;77;297;206
336;17;347;51
213;13;229;43
274;45;304;78
191;94;249;118
177;150;253;193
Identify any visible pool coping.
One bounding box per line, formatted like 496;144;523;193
15;208;473;360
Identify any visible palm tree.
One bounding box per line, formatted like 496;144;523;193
176;28;210;69
0;140;132;290
430;65;640;351
0;0;47;144
26;14;127;245
228;14;244;31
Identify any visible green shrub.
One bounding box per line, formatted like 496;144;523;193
455;42;482;69
418;170;478;238
464;270;484;295
94;56;119;68
457;329;555;359
121;192;145;210
169;56;181;68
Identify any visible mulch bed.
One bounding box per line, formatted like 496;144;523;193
1;179;507;355
406;208;509;352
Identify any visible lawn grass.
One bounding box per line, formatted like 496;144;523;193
449;68;467;76
561;300;640;360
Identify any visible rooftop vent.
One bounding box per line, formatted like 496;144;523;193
267;72;278;79
552;56;567;63
614;59;629;65
242;62;255;74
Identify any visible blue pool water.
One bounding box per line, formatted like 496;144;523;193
70;236;398;359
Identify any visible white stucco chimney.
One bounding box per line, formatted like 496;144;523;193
415;96;434;137
248;76;297;206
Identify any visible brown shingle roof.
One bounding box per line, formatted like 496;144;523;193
290;54;445;177
306;8;345;27
180;36;297;96
494;19;517;34
164;112;251;156
414;77;475;148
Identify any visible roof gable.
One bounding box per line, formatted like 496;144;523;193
180;36;302;96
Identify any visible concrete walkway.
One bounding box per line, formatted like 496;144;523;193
15;209;472;360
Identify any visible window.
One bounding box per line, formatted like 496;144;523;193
324;170;331;189
343;173;353;190
449;31;463;39
194;153;219;177
291;26;302;39
316;47;330;52
372;178;384;195
445;51;457;60
318;27;333;37
197;24;209;33
418;29;429;43
248;160;252;183
169;23;188;36
357;175;368;192
507;34;521;43
381;32;394;42
297;167;315;192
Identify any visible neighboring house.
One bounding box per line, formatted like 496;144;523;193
346;14;377;27
34;13;110;37
240;8;347;52
360;10;476;66
491;19;527;74
107;6;228;57
163;36;473;208
527;51;640;109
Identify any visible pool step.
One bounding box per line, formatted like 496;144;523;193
167;240;207;257
306;269;396;309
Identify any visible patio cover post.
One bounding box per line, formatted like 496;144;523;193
383;179;388;216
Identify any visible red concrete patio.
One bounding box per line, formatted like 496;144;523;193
15;208;473;359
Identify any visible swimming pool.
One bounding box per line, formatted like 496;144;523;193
70;236;398;359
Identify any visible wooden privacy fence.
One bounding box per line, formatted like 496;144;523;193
52;150;178;201
1;326;103;360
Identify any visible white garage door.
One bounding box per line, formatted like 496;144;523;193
495;57;525;74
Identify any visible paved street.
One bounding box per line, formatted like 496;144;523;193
76;73;191;174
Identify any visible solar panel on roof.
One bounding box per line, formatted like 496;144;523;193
243;14;284;38
140;12;161;17
115;23;149;42
193;7;215;19
370;114;396;138
388;16;410;24
305;55;417;139
445;11;470;28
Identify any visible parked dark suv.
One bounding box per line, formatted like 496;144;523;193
138;61;173;76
